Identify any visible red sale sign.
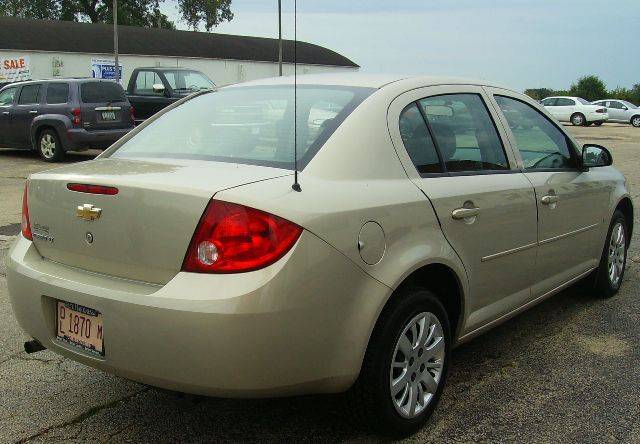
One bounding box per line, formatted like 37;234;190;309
0;55;31;82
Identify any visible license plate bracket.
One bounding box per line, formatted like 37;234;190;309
56;301;104;356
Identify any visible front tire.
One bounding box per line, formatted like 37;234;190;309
37;128;65;162
631;115;640;128
593;210;628;298
570;113;586;126
347;288;450;437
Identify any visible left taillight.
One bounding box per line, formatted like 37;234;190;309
21;182;33;240
71;108;82;126
182;200;303;273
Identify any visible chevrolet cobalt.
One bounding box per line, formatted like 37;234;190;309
7;74;633;436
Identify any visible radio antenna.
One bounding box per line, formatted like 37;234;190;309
291;0;302;192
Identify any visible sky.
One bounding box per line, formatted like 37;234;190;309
161;0;640;92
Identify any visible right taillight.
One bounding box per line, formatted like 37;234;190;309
182;200;302;273
71;108;82;126
21;182;33;240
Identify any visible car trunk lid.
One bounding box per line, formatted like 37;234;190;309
27;157;289;284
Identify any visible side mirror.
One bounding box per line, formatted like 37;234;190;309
152;83;165;94
582;144;612;168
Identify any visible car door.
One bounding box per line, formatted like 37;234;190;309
0;85;18;146
607;100;627;122
488;90;612;297
388;85;538;333
129;70;169;121
554;98;575;121
13;83;42;147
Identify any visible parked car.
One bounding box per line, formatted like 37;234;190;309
592;99;640;127
541;96;608;126
7;74;633;437
0;79;134;162
126;67;215;123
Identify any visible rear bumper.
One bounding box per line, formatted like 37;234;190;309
6;232;389;397
65;127;132;150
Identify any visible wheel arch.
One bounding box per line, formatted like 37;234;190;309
615;197;634;241
30;116;70;150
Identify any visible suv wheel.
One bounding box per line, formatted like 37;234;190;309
570;113;585;126
347;288;450;437
37;129;65;162
592;210;628;298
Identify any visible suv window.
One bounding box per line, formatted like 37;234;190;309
81;81;126;103
399;103;442;174
495;95;576;170
555;98;575;106
134;71;164;96
418;94;509;172
45;83;69;104
18;84;41;104
0;87;17;105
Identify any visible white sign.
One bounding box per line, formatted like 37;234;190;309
0;55;31;82
91;58;123;83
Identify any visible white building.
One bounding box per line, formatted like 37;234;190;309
0;17;359;87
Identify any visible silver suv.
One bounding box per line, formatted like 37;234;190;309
0;79;134;161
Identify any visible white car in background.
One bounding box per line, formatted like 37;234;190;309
541;96;608;126
592;99;640;128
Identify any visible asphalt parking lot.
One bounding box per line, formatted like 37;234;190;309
1;124;639;443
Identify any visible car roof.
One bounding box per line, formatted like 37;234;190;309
0;78;117;88
227;73;511;90
136;67;200;71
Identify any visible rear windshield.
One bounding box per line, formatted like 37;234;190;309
111;85;374;169
576;98;592;105
81;81;126;103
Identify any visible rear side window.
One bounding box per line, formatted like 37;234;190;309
18;84;41;104
0;87;17;105
81;81;126;103
418;94;509;172
541;98;556;106
399;103;442;174
494;95;576;170
45;83;69;104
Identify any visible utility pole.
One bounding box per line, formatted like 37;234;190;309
113;0;119;83
278;0;282;76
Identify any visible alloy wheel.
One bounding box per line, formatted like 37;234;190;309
632;117;640;128
389;312;445;419
572;114;584;126
40;134;56;159
607;222;626;288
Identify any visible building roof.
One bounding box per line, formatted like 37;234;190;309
0;17;358;68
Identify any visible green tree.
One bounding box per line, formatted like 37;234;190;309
608;86;634;102
0;0;233;30
524;88;555;101
568;75;607;101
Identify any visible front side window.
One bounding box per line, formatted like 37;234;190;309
399;103;442;174
111;85;373;170
0;87;17;105
608;101;624;109
45;83;69;104
18;84;41;104
418;94;509;172
495;95;576;170
133;72;164;96
541;98;556;106
164;70;214;92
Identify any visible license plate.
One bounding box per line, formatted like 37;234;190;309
101;111;116;120
56;301;104;356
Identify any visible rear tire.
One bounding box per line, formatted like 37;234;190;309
631;115;640;128
570;113;586;126
591;210;628;298
346;288;450;437
37;128;65;162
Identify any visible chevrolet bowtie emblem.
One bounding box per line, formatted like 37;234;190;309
76;204;102;221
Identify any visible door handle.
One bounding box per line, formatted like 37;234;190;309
541;195;559;205
451;207;480;220
29;110;38;115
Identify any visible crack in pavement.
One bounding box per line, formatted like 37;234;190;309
14;387;151;443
